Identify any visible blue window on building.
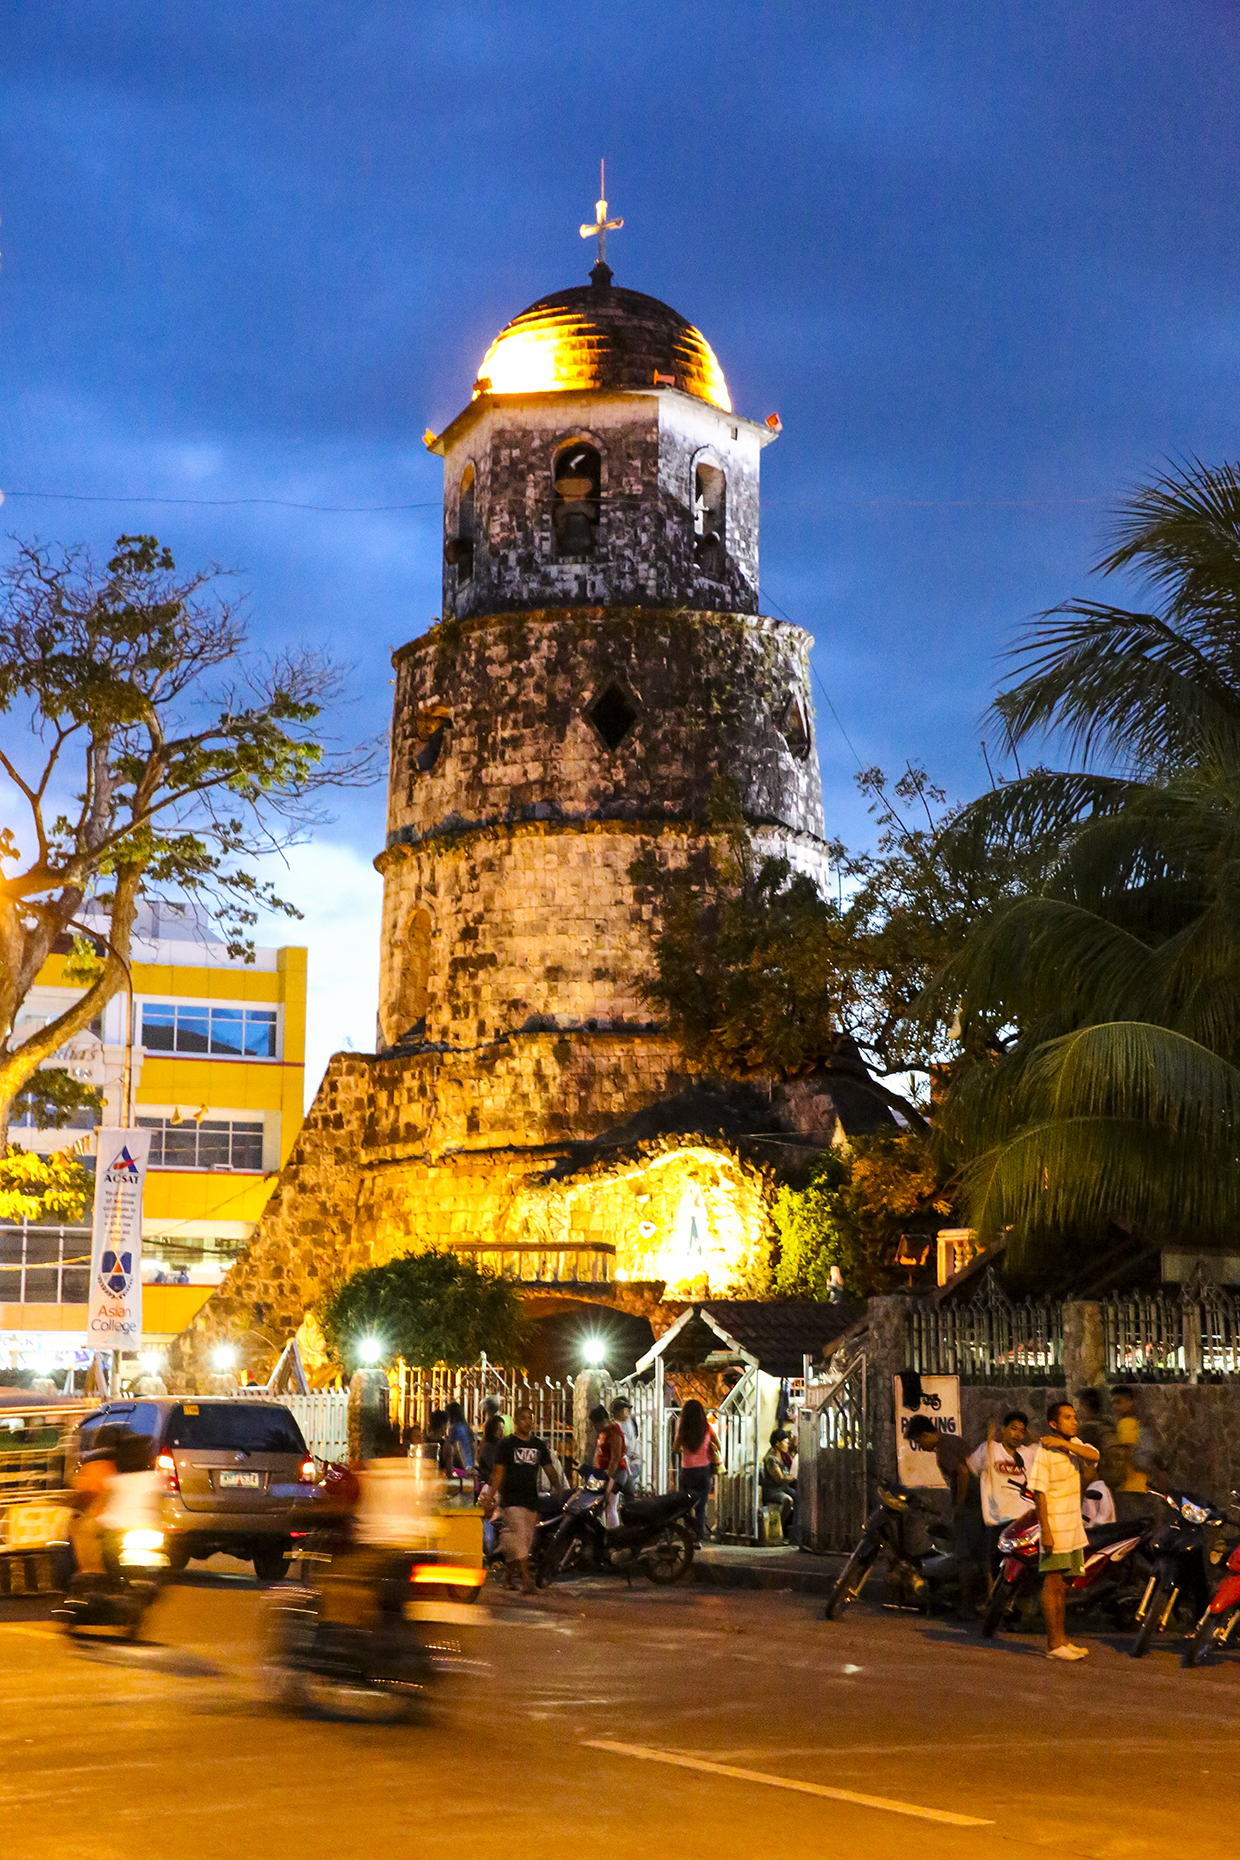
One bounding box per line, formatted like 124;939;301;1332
140;1003;278;1059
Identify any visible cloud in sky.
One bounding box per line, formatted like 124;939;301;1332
251;840;383;1108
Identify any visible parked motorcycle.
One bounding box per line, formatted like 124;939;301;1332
981;1507;1147;1638
263;1550;439;1720
55;1528;169;1641
1183;1497;1240;1667
823;1482;956;1621
1130;1489;1227;1657
537;1467;696;1587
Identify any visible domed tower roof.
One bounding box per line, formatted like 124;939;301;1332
473;283;732;413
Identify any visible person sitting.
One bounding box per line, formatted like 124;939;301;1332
761;1427;798;1542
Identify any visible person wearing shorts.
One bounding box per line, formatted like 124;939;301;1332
1026;1398;1100;1662
488;1404;563;1593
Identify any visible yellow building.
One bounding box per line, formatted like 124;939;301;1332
4;902;306;1367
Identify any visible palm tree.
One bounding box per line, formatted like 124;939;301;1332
934;459;1240;1255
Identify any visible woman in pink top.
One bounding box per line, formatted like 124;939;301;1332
673;1399;720;1545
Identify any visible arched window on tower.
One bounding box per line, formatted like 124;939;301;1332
393;906;433;1042
553;443;601;557
694;459;726;577
444;463;476;584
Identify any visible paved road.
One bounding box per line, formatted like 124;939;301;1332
3;1563;1238;1860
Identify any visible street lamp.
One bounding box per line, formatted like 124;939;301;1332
358;1337;383;1365
583;1336;606;1366
212;1344;237;1371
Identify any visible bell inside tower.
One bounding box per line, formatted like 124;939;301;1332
553;443;601;557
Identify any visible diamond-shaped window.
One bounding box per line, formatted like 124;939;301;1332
588;682;638;751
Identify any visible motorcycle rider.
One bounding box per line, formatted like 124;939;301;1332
1026;1399;1100;1662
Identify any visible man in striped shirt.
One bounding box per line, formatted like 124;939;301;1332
1027;1398;1101;1662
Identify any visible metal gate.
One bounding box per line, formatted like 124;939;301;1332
714;1363;760;1542
611;1372;672;1497
798;1352;867;1553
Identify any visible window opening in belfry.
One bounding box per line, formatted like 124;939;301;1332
413;704;450;775
588;682;637;751
444;463;475;583
780;691;811;760
554;443;601;557
694;460;726;577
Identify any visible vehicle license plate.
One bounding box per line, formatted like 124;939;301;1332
219;1471;261;1489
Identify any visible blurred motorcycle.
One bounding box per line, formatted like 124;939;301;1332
55;1528;169;1641
263;1549;440;1721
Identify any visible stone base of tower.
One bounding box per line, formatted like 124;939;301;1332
167;1028;860;1384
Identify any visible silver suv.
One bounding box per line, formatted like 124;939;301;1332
75;1397;319;1580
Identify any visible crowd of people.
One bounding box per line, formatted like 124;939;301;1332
906;1384;1166;1660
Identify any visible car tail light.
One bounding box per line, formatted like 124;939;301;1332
299;1459;316;1483
155;1451;179;1494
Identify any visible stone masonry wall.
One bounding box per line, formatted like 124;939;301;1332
440;391;762;618
378;818;828;1048
169;1035;778;1383
388;607;823;846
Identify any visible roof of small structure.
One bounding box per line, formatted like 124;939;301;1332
640;1299;861;1380
473;282;732;411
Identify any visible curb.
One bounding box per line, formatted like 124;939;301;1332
691;1553;844;1596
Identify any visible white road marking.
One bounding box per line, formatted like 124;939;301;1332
582;1739;993;1828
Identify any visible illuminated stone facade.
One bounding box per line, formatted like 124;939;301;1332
171;265;835;1378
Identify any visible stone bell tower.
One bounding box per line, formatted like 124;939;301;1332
172;201;838;1378
378;214;827;1061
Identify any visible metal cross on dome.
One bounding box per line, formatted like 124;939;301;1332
580;160;623;273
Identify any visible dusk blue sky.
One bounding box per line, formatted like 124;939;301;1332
3;3;1238;1086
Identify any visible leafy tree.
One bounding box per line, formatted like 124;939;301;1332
635;770;1045;1128
0;1146;92;1222
772;1132;952;1298
12;1067;103;1130
934;460;1240;1253
317;1249;530;1373
0;533;375;1159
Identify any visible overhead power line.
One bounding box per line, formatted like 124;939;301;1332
0;490;441;513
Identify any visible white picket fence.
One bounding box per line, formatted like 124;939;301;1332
235;1386;350;1463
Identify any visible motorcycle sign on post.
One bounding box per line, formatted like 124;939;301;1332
88;1128;151;1389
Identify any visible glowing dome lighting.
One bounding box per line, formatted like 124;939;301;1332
476;314;599;397
582;1337;607;1366
358;1337;383;1365
472;287;733;413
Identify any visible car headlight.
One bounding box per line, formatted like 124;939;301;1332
1181;1500;1212;1526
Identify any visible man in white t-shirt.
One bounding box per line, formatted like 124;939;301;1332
968;1410;1034;1575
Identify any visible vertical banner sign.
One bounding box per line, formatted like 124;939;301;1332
88;1128;151;1349
894;1373;963;1488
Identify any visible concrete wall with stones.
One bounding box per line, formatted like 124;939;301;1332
439;390;763;618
